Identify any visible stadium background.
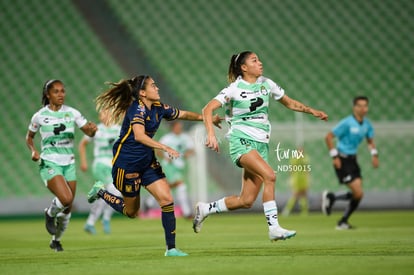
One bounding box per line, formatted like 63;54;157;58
0;0;412;215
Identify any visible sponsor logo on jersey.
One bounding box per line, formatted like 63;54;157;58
240;91;256;98
350;127;360;134
137;104;145;112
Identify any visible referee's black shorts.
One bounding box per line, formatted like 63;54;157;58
334;154;361;184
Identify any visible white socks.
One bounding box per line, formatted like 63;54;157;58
86;199;106;225
206;198;228;215
263;200;280;228
48;197;66;217
54;212;71;241
175;184;192;217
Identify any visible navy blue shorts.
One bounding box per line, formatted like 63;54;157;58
334;155;361;184
112;158;165;198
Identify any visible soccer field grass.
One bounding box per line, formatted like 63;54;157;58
0;210;413;275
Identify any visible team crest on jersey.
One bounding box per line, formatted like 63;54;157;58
260;86;268;95
163;104;170;109
64;114;71;123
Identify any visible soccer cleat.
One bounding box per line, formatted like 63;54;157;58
192;202;208;233
84;224;97;235
44;208;57;235
164;248;188;257
269;227;297;242
102;220;111;234
321;190;334;216
87;181;104;203
336;221;355;230
49;240;64;252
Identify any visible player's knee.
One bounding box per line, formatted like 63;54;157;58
125;209;138;218
157;195;174;207
59;194;74;206
263;170;276;183
354;191;363;200
240;197;255;209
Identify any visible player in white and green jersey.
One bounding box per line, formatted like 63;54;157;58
79;110;122;234
146;121;194;218
193;51;328;242
26;79;97;252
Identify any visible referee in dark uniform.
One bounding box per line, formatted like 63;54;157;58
322;96;379;230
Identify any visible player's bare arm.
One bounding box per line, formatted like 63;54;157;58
202;99;222;152
81;121;98;137
25;130;40;161
132;123;179;159
179;109;222;129
367;138;379;168
325;131;341;169
279;95;328;121
78;138;90;172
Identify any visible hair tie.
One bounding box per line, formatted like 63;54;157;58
234;53;241;64
44;79;56;91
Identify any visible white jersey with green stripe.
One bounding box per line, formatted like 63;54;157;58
82;123;121;167
214;76;285;143
159;132;194;169
28;105;88;165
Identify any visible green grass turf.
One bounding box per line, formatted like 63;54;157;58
0;210;413;275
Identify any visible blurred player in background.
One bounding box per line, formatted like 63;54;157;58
25;79;97;252
79;109;122;235
282;147;310;216
322;96;379;230
87;75;221;256
145;121;194;219
195;51;328;242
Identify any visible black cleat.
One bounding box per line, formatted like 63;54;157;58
321;191;335;216
44;208;57;235
49;240;64;252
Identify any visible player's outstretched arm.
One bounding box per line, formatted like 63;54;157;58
178;109;222;128
202;99;222;153
279;95;328;121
